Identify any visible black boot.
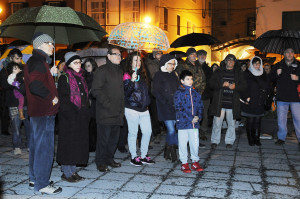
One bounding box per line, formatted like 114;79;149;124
170;145;178;162
246;128;255;146
164;144;171;160
254;129;262;146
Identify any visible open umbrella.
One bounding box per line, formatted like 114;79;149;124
0;5;107;45
108;22;169;51
170;33;220;48
253;29;300;54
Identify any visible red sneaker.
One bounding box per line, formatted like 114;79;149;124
191;162;204;172
181;163;192;173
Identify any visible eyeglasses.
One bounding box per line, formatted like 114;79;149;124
167;63;176;66
45;42;54;46
110;53;121;57
72;61;81;65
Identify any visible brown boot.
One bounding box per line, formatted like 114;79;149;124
19;109;25;120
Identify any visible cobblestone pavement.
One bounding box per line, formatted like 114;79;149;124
1;127;300;199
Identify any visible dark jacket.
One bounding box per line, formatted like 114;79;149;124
200;62;213;100
145;57;160;81
56;74;90;165
124;73;150;112
209;63;247;120
270;58;300;102
0;67;27;108
24;49;59;117
152;70;180;121
84;71;96;118
240;70;270;115
176;59;206;94
174;85;203;129
91;60;124;125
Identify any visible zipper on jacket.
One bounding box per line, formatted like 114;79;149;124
189;87;195;129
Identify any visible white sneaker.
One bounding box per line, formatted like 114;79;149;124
36;184;62;195
14;148;22;155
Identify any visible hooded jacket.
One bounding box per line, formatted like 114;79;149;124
174;85;203;129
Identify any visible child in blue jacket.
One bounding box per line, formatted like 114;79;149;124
174;70;204;173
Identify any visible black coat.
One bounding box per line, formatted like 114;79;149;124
209;64;247;120
270;58;300;102
91;60;124;125
200;62;213;100
152;70;180;121
240;71;270;115
56;74;90;165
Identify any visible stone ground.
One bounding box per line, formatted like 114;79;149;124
1;126;300;199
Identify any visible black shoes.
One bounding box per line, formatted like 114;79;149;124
226;144;233;149
118;147;128;153
108;160;121;168
275;139;285;145
61;173;81;183
211;143;217;149
199;143;206;148
97;164;110;172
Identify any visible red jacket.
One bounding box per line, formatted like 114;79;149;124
24;49;59;117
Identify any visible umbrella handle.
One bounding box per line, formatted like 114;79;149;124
135;67;140;82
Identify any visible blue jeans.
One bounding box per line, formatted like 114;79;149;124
164;120;178;145
178;129;199;164
277;101;300;141
29;116;55;191
61;165;76;178
125;108;152;159
211;108;236;145
9;107;30;149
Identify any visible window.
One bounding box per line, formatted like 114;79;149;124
163;8;168;31
124;0;139;22
247;17;256;36
282;11;300;31
87;0;106;27
11;3;23;13
177;15;180;35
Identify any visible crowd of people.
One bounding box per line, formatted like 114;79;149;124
0;32;300;195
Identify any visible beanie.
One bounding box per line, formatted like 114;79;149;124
186;48;196;57
65;52;81;66
159;54;177;72
196;50;207;56
224;54;237;63
32;32;54;49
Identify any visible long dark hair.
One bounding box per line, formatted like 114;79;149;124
124;52;148;83
83;58;97;72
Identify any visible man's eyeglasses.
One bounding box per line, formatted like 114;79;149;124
167;63;176;66
45;42;54;46
72;61;81;65
110;53;121;57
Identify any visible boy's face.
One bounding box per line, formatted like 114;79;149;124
181;76;193;87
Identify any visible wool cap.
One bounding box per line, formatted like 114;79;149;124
32;32;54;49
65;52;81;67
196;50;207;56
186;48;197;57
159;54;177;72
224;54;237;63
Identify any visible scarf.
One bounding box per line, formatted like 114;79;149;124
248;56;263;76
64;66;88;108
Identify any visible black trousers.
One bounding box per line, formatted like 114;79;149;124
118;117;128;149
0;92;9;133
246;116;262;132
95;124;120;165
149;96;161;136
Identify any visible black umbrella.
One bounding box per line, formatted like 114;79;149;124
253;29;300;54
169;50;186;57
170;33;220;48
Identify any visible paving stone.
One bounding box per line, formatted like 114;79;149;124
110;191;149;199
1;196;32;199
168;169;198;178
233;174;262;183
111;165;144;173
268;185;300;196
195;179;227;189
87;179;126;190
56;179;95;188
265;170;293;177
210;154;235;161
235;167;260;175
131;174;163;183
140;167;171;175
231;182;263;192
264;163;290;171
201;172;230;180
162;177;195;186
72;188;112;199
207;160;234;166
74;169;103;179
266;177;297;186
263;158;289;165
203;165;231;173
155;184;191;195
229;190;263;199
100;172;134;181
150;194;186;199
191;187;226;198
122;182;158;193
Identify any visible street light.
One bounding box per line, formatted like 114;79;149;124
0;7;2;14
144;16;151;24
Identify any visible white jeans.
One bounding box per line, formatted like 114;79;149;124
178;129;200;164
211;108;236;145
125;108;152;159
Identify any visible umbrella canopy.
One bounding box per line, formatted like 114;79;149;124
253;29;300;54
169;50;186;57
170;33;220;48
108;22;170;51
0;5;107;45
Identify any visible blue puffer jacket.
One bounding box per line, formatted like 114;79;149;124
174;85;203;129
124;73;151;112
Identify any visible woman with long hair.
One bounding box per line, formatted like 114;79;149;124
123;52;155;166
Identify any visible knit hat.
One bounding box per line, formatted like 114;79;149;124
32;32;54;49
186;48;197;57
65;52;81;66
152;50;163;59
224;54;237;63
159;54;177;72
196;50;207;56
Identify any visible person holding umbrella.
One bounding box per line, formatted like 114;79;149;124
24;32;62;194
270;48;300;145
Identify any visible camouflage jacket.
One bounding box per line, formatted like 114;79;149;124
176;59;206;94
